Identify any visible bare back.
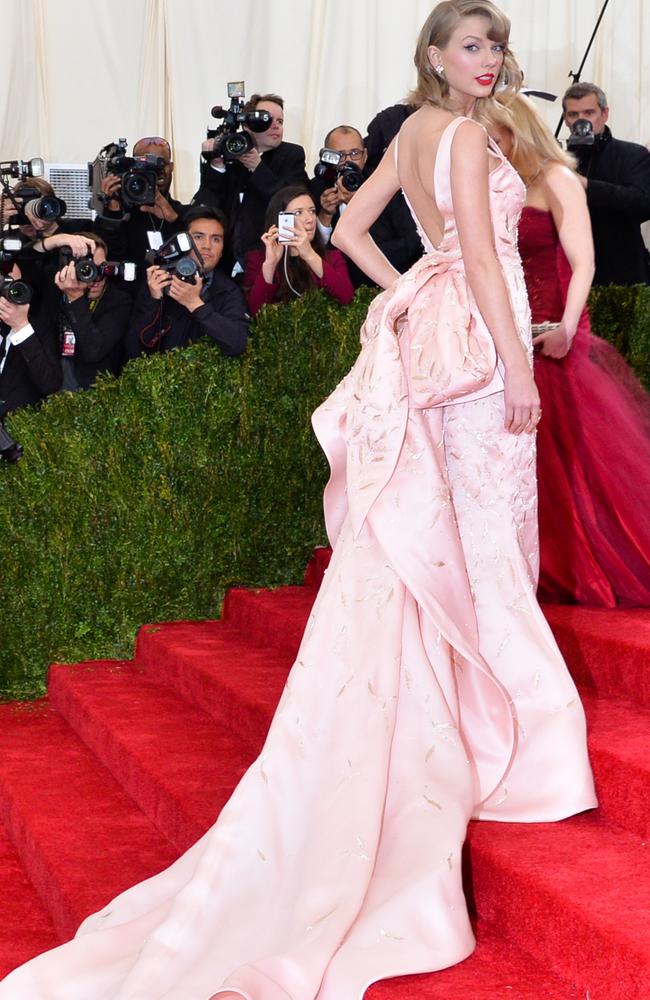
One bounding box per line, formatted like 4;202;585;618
396;106;502;252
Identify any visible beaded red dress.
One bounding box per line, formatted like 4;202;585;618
519;206;650;607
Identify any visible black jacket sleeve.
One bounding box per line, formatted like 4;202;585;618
12;327;62;397
63;289;132;365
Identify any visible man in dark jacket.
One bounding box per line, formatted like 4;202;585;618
310;124;422;287
126;207;249;359
96;136;189;292
0;265;61;418
563;82;650;286
51;233;132;389
192;93;309;273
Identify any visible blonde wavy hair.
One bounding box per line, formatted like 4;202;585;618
409;1;522;112
482;93;576;185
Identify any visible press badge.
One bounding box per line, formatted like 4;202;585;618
61;330;76;356
147;231;164;251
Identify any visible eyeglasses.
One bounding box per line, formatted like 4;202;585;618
337;148;365;161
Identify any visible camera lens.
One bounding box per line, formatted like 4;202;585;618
339;165;363;192
174;258;198;280
75;258;98;283
1;279;32;305
224;132;252;158
33;196;63;221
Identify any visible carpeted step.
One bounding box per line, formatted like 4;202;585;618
367;921;583;999
0;821;59;977
580;690;650;839
134;620;292;748
467;813;650;1000
544;604;650;708
222;584;316;657
135;609;649;842
0;701;178;941
48;659;256;853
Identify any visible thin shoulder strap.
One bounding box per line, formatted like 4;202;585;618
434;116;485;213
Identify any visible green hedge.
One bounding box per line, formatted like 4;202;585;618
0;283;648;699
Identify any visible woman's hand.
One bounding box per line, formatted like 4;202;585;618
286;219;314;261
503;363;541;435
261;226;284;270
532;320;575;359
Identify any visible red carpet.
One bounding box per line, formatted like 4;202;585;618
0;547;648;998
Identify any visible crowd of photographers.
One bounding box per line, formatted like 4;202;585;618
1;81;649;461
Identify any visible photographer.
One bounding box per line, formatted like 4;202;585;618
0;263;61;419
563;82;650;286
192;93;309;273
96;136;188;287
126;207;249;359
47;234;132;390
1;177;94;309
311;125;422;287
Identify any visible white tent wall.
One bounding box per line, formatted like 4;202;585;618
0;0;647;204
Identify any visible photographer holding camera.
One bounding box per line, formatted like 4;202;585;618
43;234;133;390
311;125;423;287
95;136;189;289
563;82;650;286
126;207;249;359
1;177;95;309
0;261;61;420
193;93;309;274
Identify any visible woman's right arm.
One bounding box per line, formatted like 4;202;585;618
545;165;595;354
450;120;539;434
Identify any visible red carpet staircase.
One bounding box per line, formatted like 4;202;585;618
0;547;649;998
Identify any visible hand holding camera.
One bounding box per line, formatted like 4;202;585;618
0;294;30;332
55;261;87;302
138;188;178;223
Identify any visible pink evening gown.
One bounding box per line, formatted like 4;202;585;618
520;206;650;608
0;117;596;1000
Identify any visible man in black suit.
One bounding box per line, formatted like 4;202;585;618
50;233;132;390
311;124;422;287
192;93;309;273
0;265;61;419
126;207;249;359
563;82;650;286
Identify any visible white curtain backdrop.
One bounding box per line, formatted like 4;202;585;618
0;0;648;203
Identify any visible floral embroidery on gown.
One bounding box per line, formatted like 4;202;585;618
520;206;650;607
0;118;596;1000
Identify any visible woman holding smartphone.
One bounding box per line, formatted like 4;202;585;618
243;185;354;315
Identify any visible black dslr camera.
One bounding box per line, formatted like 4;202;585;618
566;118;595;150
204;82;272;162
58;247;136;284
88;140;166;212
0;237;32;305
314;148;364;192
0;157;66;227
9;186;67;226
144;232;204;292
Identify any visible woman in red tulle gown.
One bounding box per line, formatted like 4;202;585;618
487;94;650;607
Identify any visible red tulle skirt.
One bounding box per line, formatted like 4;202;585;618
536;324;650;607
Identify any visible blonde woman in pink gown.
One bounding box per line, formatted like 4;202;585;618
0;3;596;998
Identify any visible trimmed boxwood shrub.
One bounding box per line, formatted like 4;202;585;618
0;284;647;699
